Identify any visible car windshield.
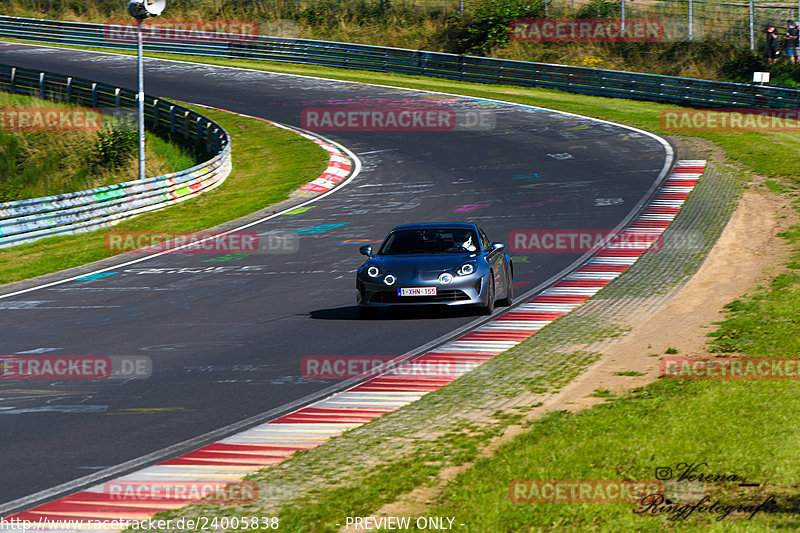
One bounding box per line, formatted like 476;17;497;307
379;228;479;255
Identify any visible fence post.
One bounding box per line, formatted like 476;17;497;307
91;82;98;107
621;0;626;32
183;110;190;139
205;121;214;151
39;72;45;98
66;76;72;101
749;0;755;50
10;67;15;93
169;105;176;135
688;0;694;41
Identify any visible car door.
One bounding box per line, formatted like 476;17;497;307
478;227;503;296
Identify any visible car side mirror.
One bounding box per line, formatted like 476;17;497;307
491;242;505;251
359;244;373;257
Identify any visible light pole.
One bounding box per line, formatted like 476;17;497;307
127;0;166;180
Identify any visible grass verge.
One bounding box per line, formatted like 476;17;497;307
0;90;194;201
0;105;329;285
429;378;800;531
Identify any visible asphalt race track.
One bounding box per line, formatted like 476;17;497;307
0;43;672;508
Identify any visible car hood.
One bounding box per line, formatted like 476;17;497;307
373;253;478;278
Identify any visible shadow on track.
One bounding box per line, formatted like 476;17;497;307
309;306;481;321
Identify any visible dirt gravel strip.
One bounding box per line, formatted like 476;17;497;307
0;161;708;532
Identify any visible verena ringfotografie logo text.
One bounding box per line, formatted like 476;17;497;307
510;19;664;42
301;356;472;380
509;479;663;503
0;355;152;380
300;106;495;131
0;107;102;131
103;480;258;504
509;229;663;253
104;19;259;43
103;230;298;255
661;108;800;132
661;356;800;380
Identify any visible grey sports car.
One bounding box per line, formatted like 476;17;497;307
356;223;513;318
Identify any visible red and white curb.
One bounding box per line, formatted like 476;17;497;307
1;161;705;532
180;104;354;199
278;125;353;198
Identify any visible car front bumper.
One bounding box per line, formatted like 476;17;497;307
356;273;487;308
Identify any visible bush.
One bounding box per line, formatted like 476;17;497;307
719;46;764;83
0;134;25;203
574;0;620;19
92;118;138;172
441;0;544;55
764;61;800;87
0;179;22;202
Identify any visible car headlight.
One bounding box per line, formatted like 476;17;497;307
438;272;453;284
457;263;475;276
367;265;381;278
383;274;396;286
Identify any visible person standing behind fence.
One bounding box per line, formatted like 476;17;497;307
766;24;780;65
785;20;799;64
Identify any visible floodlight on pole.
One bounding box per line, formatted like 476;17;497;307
128;0;166;181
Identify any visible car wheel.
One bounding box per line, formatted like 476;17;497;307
479;272;495;315
358;306;380;319
498;268;513;307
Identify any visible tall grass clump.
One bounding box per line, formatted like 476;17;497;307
0;92;197;202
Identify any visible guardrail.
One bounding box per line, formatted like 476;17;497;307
1;15;799;109
0;63;231;249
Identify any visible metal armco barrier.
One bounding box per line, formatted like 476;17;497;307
0;15;799;109
0;63;231;249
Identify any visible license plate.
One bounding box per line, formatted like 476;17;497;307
398;287;437;297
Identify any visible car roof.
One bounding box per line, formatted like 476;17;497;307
388;223;478;231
